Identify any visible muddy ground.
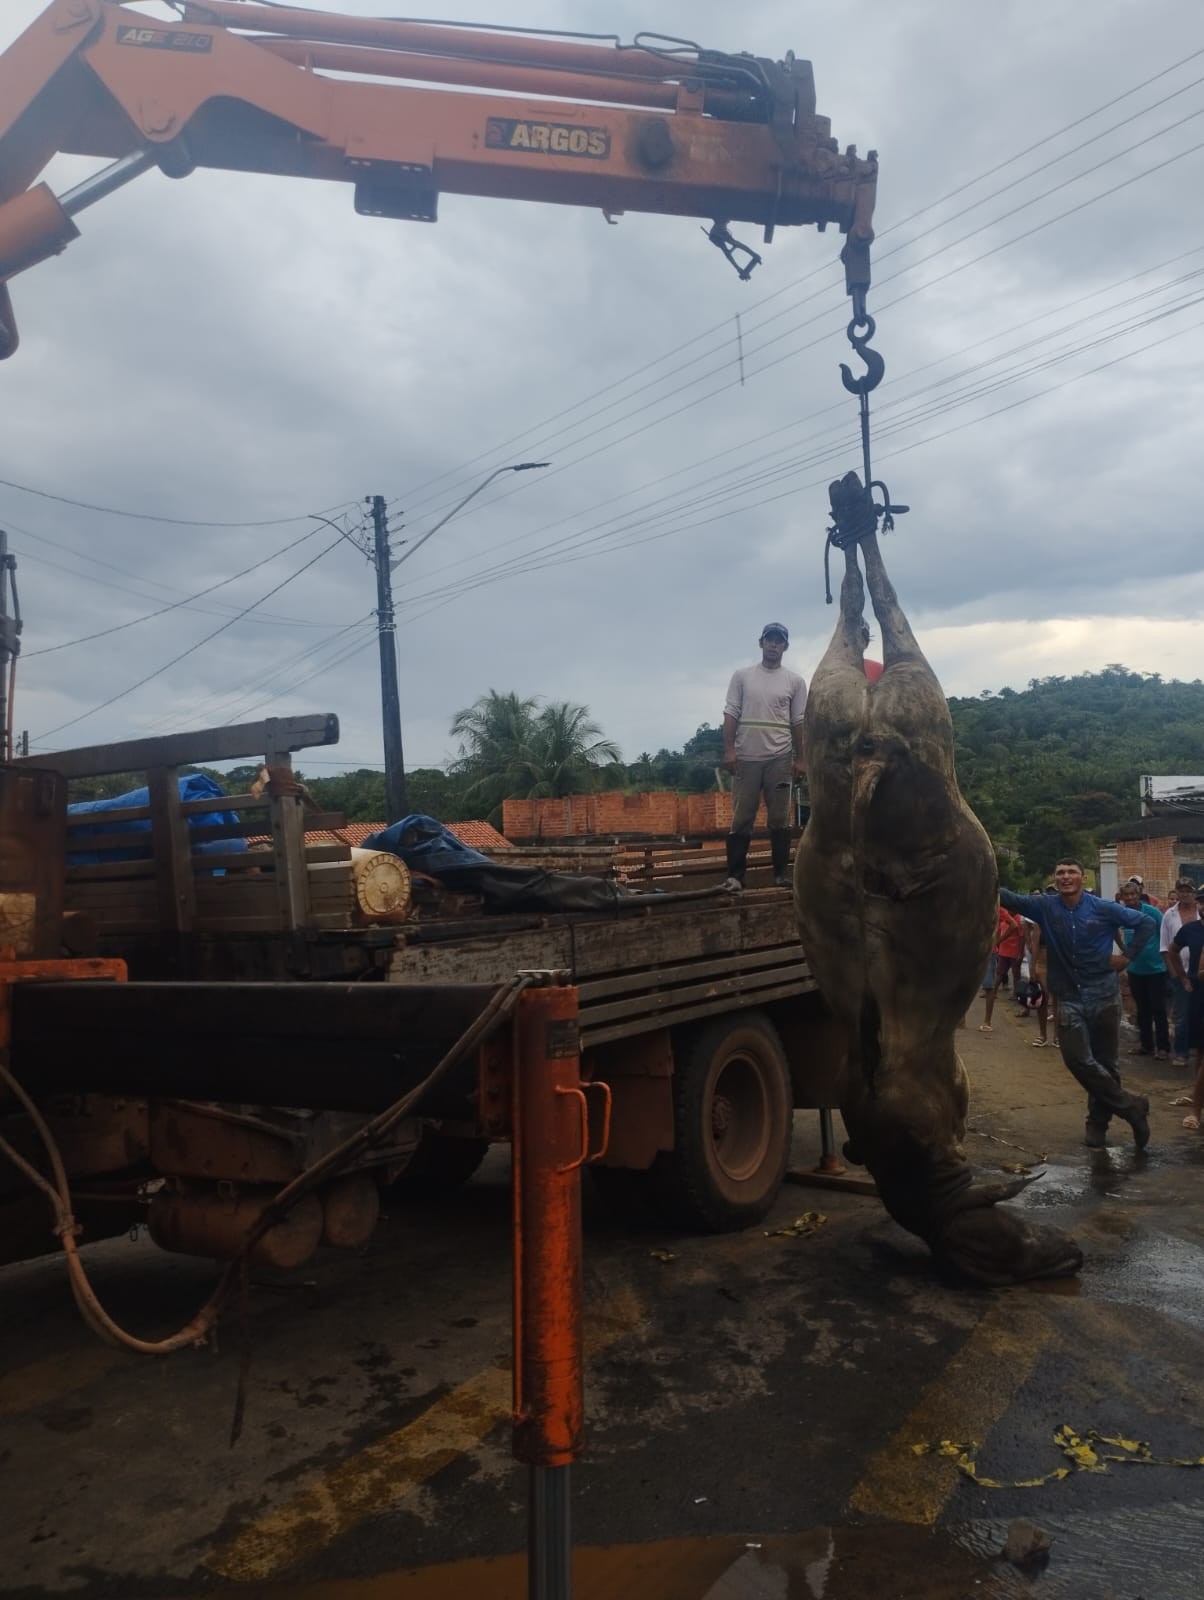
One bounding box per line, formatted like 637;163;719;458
2;990;1202;1599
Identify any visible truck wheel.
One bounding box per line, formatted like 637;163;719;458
655;1012;792;1232
391;1127;490;1195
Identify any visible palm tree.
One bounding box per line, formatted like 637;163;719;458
450;689;539;771
449;691;620;820
526;702;621;797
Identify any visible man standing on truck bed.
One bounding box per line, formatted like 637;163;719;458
723;623;807;890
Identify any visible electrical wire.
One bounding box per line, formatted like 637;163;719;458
205;622;376;730
138;609;376;736
35;536;346;743
391;44;1204;518
220;631;380;723
0;474;356;530
190;257;1204;715
393;301;1204;625
406;81;1204;529
22;522;331;658
385;266;1204;613
1;514;343;627
399;246;1204;597
389;119;1204;579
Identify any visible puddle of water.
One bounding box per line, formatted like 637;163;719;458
194;1505;1204;1600
196;1525;1019;1600
192;1523;979;1600
1088;1229;1204;1330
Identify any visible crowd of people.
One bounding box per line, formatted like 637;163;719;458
717;622;1204;1151
977;867;1204;1147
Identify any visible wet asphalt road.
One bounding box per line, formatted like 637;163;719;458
2;994;1203;1600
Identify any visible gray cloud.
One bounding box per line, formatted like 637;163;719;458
3;0;1203;781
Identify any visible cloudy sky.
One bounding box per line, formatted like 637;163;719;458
3;0;1203;781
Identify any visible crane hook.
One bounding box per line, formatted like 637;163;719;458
839;314;885;396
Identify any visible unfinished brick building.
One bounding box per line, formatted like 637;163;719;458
502;790;769;841
1112;817;1204;903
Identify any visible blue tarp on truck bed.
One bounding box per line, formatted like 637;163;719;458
67;773;246;865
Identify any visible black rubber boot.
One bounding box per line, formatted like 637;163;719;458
724;832;749;890
1084;1122;1108;1150
770;828;791;889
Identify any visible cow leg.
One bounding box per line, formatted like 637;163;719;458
814;544;869;677
859;531;926;667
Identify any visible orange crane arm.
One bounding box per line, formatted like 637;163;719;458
0;0;878;358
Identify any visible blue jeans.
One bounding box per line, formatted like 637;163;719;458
982;953;997;991
1169;977;1191;1057
1058;994;1141;1128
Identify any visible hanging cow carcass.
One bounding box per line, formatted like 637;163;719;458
793;473;1082;1286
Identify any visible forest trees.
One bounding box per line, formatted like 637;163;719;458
448;690;621;822
187;668;1203;873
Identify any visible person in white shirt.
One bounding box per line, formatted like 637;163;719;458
722;623;807;889
1160;878;1199;1065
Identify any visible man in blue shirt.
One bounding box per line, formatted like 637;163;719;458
1000;859;1153;1150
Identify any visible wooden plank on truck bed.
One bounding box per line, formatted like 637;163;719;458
576;943;804;1001
387;897;811;988
15;713;340;779
584;981;810;1046
582;960;809;1028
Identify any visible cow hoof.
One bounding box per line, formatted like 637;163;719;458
937;1207;1083;1286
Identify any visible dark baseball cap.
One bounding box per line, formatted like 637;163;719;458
760;622;789;642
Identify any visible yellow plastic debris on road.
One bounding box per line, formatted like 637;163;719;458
764;1212;826;1239
912;1423;1204;1488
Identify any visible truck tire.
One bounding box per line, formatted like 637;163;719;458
391;1127;490;1195
654;1011;792;1232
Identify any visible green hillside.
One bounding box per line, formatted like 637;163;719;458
64;667;1193;885
949;665;1204;882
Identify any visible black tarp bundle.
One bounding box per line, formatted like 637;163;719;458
364;814;633;914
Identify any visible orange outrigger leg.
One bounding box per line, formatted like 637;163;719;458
510;976;610;1600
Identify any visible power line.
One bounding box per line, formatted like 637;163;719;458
382;109;1204;582
401;245;1204;598
1;513;344;627
139;613;375;734
0;473;356;530
35;536;347;743
220;631;380;724
401;117;1204;571
198;301;1204;729
22;523;330;658
191;616;376;731
393;294;1204;621
407;73;1204;530
391;44;1204;519
886;42;1204;237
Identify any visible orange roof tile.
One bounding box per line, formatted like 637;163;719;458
446;819;512;851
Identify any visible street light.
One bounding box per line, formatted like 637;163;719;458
374;460;550;820
390;461;550;572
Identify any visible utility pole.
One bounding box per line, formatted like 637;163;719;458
360;462;548;823
370;495;407;821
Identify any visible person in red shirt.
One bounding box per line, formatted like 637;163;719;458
980;905;1027;1031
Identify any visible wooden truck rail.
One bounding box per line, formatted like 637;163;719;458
3;711;840;1257
387;891;815;1048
